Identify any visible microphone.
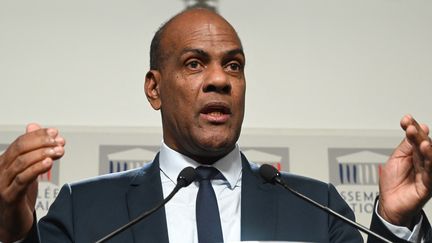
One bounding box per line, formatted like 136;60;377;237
259;164;392;243
95;166;197;243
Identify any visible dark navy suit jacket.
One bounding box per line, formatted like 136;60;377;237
24;154;430;242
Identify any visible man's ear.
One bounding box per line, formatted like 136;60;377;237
144;70;162;110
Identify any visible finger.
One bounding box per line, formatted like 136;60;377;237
406;126;425;166
4;146;64;185
420;140;432;172
412;143;426;172
406;126;431;149
26;123;42;133
400;115;429;137
405;122;432;173
410;119;430;141
400;114;413;131
55;136;66;147
3;128;59;167
420;124;430;136
2;158;52;204
404;118;430;147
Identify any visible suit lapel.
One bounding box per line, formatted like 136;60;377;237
124;152;279;242
240;154;279;241
125;154;169;243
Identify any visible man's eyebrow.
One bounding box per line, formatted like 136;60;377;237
225;48;244;58
180;48;209;59
180;48;244;59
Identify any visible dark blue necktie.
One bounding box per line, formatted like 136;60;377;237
195;166;224;243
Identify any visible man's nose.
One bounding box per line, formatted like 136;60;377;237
202;64;231;94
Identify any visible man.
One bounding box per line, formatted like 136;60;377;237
0;7;431;243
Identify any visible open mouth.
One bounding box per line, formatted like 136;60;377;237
200;103;231;123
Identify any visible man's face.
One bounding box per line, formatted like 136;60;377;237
146;10;246;164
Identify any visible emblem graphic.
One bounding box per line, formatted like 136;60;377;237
241;147;289;171
328;148;392;226
336;150;388;186
99;145;159;175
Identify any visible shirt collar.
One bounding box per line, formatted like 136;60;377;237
159;141;242;189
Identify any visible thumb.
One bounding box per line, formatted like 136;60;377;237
26;123;42;133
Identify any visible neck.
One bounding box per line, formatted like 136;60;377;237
164;142;235;165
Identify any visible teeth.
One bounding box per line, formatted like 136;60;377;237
209;111;223;116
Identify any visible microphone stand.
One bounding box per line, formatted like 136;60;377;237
274;176;392;243
260;164;392;243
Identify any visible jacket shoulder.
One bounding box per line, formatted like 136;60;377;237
62;160;156;197
280;171;330;192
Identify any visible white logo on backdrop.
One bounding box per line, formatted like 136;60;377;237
329;149;390;218
242;149;283;170
105;148;155;173
337;151;388;185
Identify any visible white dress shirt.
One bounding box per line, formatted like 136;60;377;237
159;142;242;243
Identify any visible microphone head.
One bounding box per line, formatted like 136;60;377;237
177;166;197;188
259;164;280;183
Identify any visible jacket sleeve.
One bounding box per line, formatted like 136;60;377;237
23;184;74;243
368;197;432;243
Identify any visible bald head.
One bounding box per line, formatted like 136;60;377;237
149;8;242;70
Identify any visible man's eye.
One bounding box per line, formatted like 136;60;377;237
226;62;242;72
186;61;201;70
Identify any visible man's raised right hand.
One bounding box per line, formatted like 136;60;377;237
0;124;65;242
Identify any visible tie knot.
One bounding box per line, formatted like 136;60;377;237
196;166;223;181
